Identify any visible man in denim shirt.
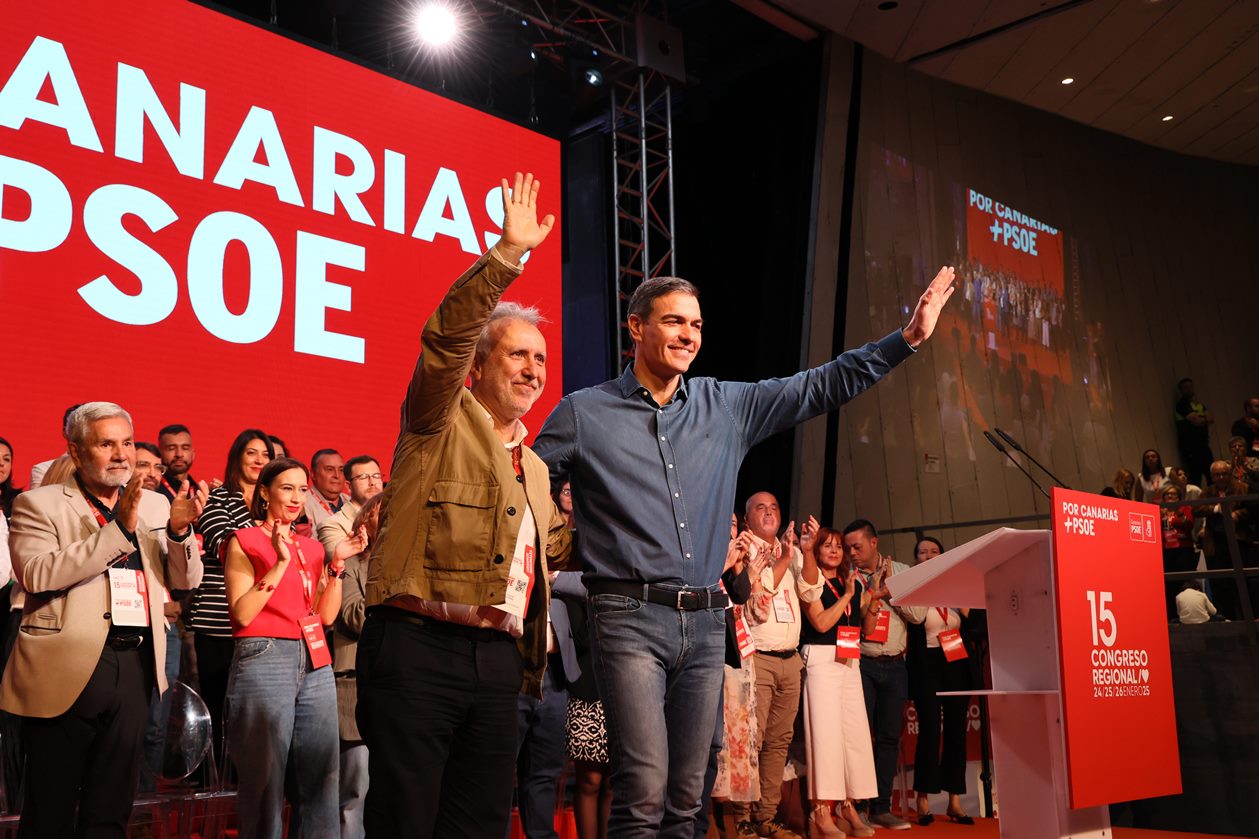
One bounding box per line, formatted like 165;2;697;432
532;266;955;837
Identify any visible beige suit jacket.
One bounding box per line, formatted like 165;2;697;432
317;501;361;563
303;492;350;533
0;481;203;718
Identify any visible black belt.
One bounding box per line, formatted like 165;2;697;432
585;581;728;611
106;634;146;650
366;605;514;643
757;648;799;659
862;652;905;661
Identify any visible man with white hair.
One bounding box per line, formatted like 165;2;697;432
358;173;574;838
0;401;206;836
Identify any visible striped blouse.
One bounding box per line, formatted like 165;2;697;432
190;486;254;637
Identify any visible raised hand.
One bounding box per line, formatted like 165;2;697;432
844;568;857;596
902;265;957;347
781;520;798;553
270;522;292;564
799;515;820;554
496;171;556;264
334;525;369;565
115;475;143;533
169;480;210;534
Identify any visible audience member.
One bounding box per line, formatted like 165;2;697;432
800;519;875;838
134;442;164;491
1099;468;1135;500
1166;466;1203;501
27;404;83;489
1173;378;1214;486
157;423;199;501
0;402;204;836
191;428;274;756
334;493;384;839
845;519;926;831
1137;449;1171;502
906;537;976;826
0;436;18;521
1159;485;1196;619
1200;461;1253;620
1226;436;1259;489
318;455;384;562
268;435;290;460
224;457;358;838
1175;581;1218;625
1230;397;1259;457
731;493;821;839
305;448;350;530
357;173;573;838
698;518;763;839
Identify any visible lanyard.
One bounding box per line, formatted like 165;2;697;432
936;607;952;623
511;443;523;477
824;577;852;617
161;473;182;497
312;494;337;516
290;537;316;614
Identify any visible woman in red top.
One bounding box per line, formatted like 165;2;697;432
224;458;365;839
1159;484;1196;619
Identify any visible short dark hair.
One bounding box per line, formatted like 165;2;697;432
135;441;160;458
915;535;944;555
60;404;84;439
158;423;191;440
224;429;274;494
842;518;878;539
250;458;309;521
627;276;700;322
343;454;379;479
267;435;288;457
311;448;340;471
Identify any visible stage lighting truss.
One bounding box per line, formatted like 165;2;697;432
470;0;679;372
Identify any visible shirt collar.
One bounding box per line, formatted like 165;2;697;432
618;363;689;405
478;405;528;449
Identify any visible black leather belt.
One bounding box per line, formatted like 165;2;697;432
106;634;146;650
585;581;728;611
757;648;798;659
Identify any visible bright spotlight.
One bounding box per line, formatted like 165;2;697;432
413;3;459;47
584;68;603;86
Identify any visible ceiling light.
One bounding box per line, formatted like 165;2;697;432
1161;115;1174;122
413;3;459;48
584;68;603;87
1061;77;1074;85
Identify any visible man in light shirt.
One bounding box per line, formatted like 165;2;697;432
1175;581;1219;625
732;492;822;839
843;519;926;831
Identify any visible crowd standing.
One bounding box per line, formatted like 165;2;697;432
32;169;1259;839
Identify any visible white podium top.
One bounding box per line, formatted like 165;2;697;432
885;527;1049;608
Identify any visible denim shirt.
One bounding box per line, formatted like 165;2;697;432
532;330;914;589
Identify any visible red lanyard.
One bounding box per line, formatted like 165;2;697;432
313;494;336;516
936;607;952;624
291;538;316;614
824;577;852;617
86;502;108;528
161;474;182;497
511;444;523;478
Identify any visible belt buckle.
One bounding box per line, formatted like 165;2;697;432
676;590;687;610
676;589;701;610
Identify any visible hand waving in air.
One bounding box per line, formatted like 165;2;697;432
902;266;957;348
495;171;556;265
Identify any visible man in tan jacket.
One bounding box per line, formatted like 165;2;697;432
1;401;205;836
358;172;573;838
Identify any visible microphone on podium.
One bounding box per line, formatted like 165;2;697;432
984;430;1051;500
994;427;1071;489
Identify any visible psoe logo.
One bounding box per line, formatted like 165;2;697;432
1142;514;1156;543
1128;513;1144;541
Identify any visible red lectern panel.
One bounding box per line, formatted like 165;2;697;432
1051;487;1181;808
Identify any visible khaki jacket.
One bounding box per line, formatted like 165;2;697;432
367;250;574;697
1;481;203;717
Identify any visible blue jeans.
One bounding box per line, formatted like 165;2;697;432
340;742;369;839
589;594;726;838
859;656;909;815
227;637;339;839
514;665;568;839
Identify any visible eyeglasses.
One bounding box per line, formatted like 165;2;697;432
350;473;384;483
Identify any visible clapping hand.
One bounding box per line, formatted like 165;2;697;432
270;521;292;564
495;172;556;264
115;475;143;533
169;480;210;535
334;525;369;566
781;520;798;553
799;515;820;554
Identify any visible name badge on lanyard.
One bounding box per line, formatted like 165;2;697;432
108;568;150;627
836;626;861;660
772;588;795;624
734;606;757;659
290;539;331;670
866;609;891;644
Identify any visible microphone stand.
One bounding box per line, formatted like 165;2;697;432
984;431;1050;500
995;428;1071;489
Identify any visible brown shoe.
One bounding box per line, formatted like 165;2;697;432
837;805;875;838
755;819;804;839
811;805;847;837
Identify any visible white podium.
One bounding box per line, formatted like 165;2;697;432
886;527;1110;839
